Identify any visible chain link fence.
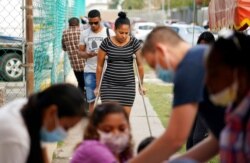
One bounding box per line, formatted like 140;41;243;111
0;0;85;106
0;0;25;106
33;0;85;90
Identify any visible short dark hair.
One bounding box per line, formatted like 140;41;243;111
115;11;130;29
197;31;215;44
137;136;155;153
88;9;101;18
68;17;79;26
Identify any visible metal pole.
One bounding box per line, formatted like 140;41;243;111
21;0;25;83
162;0;166;20
162;0;165;12
167;0;171;18
148;0;151;20
192;0;196;46
133;54;152;136
94;56;108;107
193;0;197;24
25;0;34;95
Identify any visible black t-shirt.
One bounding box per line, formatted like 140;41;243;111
198;88;226;138
173;45;225;139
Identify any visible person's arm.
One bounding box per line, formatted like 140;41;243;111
130;103;198;163
95;48;106;93
79;44;96;59
0;143;28;163
135;49;146;94
62;34;66;51
135;49;144;85
170;133;219;162
42;147;50;163
79;31;96;59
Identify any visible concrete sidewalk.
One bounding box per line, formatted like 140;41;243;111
50;70;165;163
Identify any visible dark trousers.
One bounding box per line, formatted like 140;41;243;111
74;71;89;110
186;114;208;150
73;71;85;92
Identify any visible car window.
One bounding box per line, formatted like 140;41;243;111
186;27;205;34
138;25;155;30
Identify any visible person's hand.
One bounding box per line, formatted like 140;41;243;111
139;85;146;95
94;87;99;96
78;51;96;59
87;51;97;58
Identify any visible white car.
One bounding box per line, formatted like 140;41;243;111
165;24;206;46
131;22;157;42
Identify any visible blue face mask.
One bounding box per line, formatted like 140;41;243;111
40;125;67;142
156;65;174;83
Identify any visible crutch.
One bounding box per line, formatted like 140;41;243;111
94;56;108;107
133;54;153;136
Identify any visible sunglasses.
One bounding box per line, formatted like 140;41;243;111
89;21;99;25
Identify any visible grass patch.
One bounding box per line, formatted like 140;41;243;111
144;82;219;163
57;141;64;148
143;61;153;74
144;83;173;127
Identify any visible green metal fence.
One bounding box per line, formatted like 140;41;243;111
33;0;85;91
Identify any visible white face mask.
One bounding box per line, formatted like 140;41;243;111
98;130;130;154
209;81;238;107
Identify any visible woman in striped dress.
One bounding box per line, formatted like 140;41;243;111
95;11;145;115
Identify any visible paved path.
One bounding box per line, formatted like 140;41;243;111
50;70;165;163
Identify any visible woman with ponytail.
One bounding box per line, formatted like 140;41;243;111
0;83;87;163
95;11;145;115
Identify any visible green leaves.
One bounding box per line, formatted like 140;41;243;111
122;0;145;10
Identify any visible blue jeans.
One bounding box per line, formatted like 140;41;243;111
84;72;96;103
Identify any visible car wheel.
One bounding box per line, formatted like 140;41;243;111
0;53;23;81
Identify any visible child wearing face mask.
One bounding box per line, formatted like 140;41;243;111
71;102;133;163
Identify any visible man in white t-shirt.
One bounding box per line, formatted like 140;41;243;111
79;9;115;113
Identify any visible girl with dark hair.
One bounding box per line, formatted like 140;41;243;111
71;102;133;163
205;31;250;163
196;31;215;44
0;83;86;163
95;11;145;115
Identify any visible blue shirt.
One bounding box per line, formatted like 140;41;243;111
172;45;225;138
173;45;207;107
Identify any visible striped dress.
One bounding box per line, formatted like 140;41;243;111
99;37;141;107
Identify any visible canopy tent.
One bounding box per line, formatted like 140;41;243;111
209;0;250;31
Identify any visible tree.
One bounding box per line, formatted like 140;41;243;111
170;0;193;8
122;0;145;10
196;0;210;6
109;0;120;9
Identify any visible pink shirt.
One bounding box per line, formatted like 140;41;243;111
71;140;117;163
